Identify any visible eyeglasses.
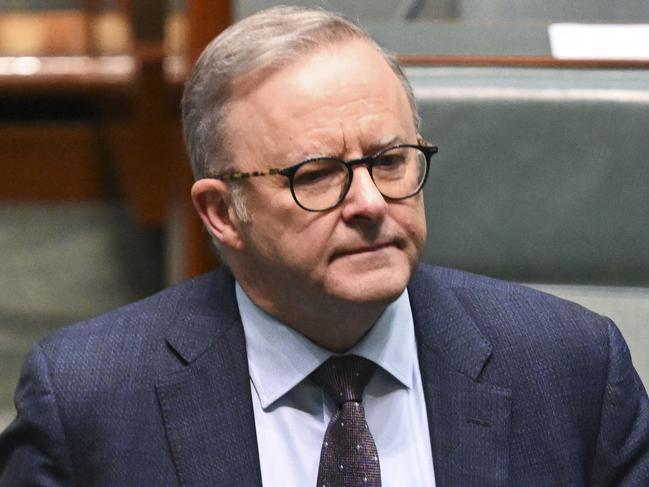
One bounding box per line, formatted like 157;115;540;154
208;141;438;212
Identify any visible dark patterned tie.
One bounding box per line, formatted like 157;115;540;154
310;355;381;487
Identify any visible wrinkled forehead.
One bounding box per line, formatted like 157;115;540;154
225;40;416;163
227;37;376;99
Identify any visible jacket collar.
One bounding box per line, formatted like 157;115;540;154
409;266;512;487
163;267;241;364
408;266;493;381
156;267;263;486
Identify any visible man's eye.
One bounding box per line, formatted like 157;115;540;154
295;170;328;185
374;155;405;168
294;163;341;186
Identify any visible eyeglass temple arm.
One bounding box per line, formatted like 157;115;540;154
212;168;283;181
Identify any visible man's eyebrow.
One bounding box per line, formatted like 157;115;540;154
365;135;408;154
288;135;409;164
287;140;345;163
290;151;332;163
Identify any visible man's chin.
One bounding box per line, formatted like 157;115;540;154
325;266;412;306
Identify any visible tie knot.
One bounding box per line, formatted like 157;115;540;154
310;355;377;405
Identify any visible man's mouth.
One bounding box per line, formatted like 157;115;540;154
332;242;396;259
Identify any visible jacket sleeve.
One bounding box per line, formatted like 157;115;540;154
590;321;649;486
0;343;75;486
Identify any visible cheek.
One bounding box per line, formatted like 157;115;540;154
261;207;338;267
413;203;428;241
395;200;427;242
291;217;340;260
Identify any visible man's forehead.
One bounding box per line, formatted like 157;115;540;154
230;39;393;100
225;39;414;164
231;44;406;117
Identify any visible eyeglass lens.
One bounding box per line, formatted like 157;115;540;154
291;146;427;211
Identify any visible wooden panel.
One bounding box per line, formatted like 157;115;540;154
0;56;136;96
164;0;231;281
0;8;133;57
107;60;185;227
399;54;649;68
0;123;109;200
0;6;136;94
0;5;136;207
186;1;231;63
163;6;188;87
0;11;87;55
90;10;134;55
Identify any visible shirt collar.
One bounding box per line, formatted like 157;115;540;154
237;283;415;409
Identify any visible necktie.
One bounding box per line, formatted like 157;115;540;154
310;355;381;487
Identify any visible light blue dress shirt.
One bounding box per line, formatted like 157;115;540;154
236;283;436;487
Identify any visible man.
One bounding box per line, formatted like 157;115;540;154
1;6;647;486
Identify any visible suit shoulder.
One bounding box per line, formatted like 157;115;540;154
412;264;611;346
416;264;556;296
22;270;235;408
35;270;230;376
416;264;605;316
413;266;618;403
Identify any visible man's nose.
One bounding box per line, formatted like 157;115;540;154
340;166;388;221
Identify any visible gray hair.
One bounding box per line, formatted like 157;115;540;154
181;5;420;185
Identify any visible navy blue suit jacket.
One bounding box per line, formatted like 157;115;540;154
1;265;648;486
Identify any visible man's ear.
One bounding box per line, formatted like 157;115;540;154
191;179;244;250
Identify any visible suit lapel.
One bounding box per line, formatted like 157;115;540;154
155;269;262;487
154;265;512;486
409;268;512;487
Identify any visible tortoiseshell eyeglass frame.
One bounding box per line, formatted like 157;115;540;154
205;137;438;212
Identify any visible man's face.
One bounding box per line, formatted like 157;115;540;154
224;39;427;318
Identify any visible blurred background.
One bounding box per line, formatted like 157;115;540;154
1;0;648;429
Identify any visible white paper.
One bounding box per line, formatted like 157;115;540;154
549;23;649;60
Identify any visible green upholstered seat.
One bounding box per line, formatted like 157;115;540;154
408;66;649;287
